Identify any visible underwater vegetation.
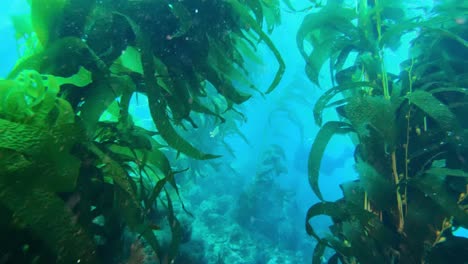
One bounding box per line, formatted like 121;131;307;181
0;0;289;263
1;0;467;263
301;0;468;263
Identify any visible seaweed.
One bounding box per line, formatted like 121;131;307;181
301;1;468;263
1;0;286;262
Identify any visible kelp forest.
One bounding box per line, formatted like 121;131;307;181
0;0;467;263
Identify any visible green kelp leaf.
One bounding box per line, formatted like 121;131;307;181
380;19;420;50
99;100;120;122
255;34;284;94
426;27;468;49
31;66;92;123
31;0;67;47
0;185;97;263
411;172;468;226
407;90;458;131
306;201;346;241
105;144;141;163
346;95;400;139
344;95;403;173
305;199;382;242
191;98;226;123
296;3;356;70
207;38;257;93
430;87;468;95
339;220;386;263
203;65;252;105
56;0;94;38
134;26;220;160
166;0;192;38
0;81;32;121
148;177;168;208
80;75;131;137
140;146;193;215
34;123;82;192
356;160;394;209
282;0;297;12
1;67;91;124
307;199;397;263
235;36;263;65
0;148;32;176
164;77;193;124
114;46;144;74
328;253;342;264
261;0;281;33
8;37;101;79
403;185;451;262
340;181;399;250
0;119;81;192
426;168;468;178
233;26;260;54
314;81;376;126
88;143;140;204
54;98;76;125
115;186;161;255
311;36;358;86
245;0;263;26
45;66;92;88
226;0;285;94
308;121;354;200
163;188;182;263
333;44;356;74
305;40;333;86
91;142;162;254
0;118;44;154
340;181;365;208
313;241;327;264
148;82;220;160
356;53;383;84
10;14;33;40
143;144;173;178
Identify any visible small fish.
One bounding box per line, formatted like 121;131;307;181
148;223;161;230
65;192;81;211
209;126;219;138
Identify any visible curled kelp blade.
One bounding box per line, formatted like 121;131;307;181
307;121;354;200
313;81;377;126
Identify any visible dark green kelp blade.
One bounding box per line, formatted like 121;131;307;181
313;82;376;126
308;121;354;200
129;17;220;160
407;90;458;131
0;186;98;264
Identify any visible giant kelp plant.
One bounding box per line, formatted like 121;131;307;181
300;0;468;263
0;0;287;263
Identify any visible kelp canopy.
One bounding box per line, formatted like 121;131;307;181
301;0;468;263
0;0;286;263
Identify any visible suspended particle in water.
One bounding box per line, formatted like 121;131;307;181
455;17;466;25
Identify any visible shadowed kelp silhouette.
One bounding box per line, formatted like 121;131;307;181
300;0;468;263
